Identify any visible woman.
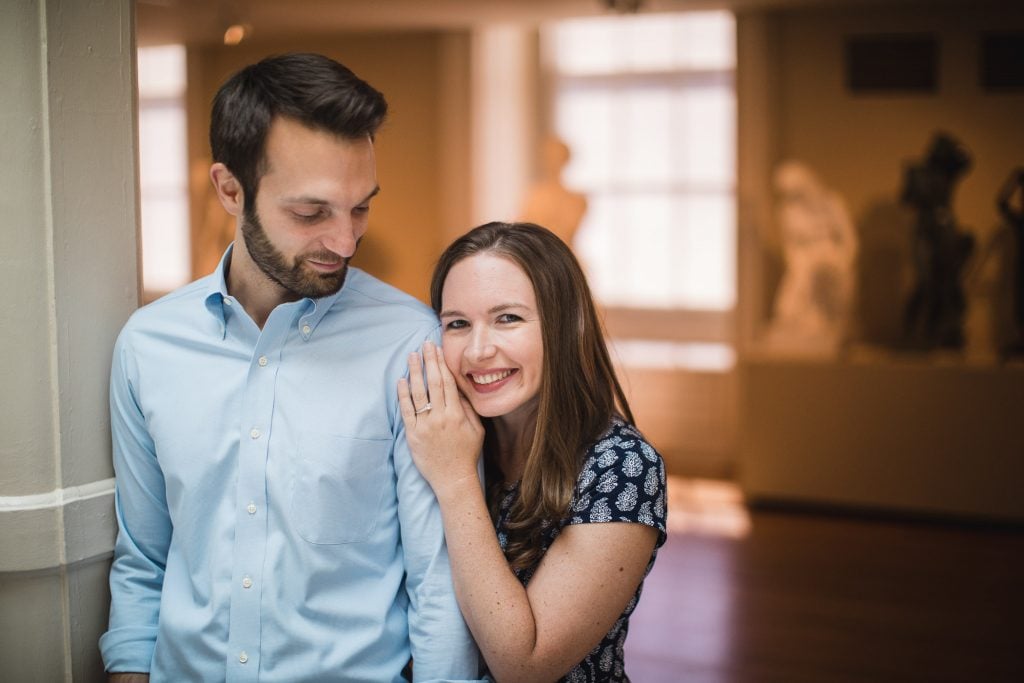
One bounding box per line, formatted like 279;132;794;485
397;222;666;682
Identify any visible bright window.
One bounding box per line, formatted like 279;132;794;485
137;45;190;296
543;12;736;312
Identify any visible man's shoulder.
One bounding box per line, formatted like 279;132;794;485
338;268;437;325
121;275;214;334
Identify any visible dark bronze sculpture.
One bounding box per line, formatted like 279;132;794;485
997;167;1024;354
900;133;975;350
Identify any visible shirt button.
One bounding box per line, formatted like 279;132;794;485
302;324;312;336
247;502;257;515
239;651;248;664
258;355;268;367
242;576;253;589
224;298;233;306
250;428;261;439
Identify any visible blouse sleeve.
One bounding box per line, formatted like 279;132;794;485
567;422;668;548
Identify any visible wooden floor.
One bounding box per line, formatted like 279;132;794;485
623;478;1024;682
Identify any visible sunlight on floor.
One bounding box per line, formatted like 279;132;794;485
665;475;751;538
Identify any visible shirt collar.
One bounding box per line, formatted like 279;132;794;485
202;242;348;340
202;244;233;338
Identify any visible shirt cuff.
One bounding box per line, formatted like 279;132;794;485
99;626;157;673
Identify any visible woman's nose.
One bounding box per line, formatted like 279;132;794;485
467;329;497;362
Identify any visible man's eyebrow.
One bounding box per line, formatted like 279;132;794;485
280;185;381;206
281;196;330;205
361;186;381;204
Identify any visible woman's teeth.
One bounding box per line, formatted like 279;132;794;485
471;370;513;385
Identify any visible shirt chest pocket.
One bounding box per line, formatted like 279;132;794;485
289;432;391;545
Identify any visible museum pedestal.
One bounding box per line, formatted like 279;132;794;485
738;353;1024;522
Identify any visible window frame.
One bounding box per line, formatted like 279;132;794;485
540;13;738;345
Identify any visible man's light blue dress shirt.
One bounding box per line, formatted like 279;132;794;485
100;248;481;682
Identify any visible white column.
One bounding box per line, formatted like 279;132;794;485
0;0;138;680
470;23;539;226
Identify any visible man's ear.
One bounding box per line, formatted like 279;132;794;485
210;163;245;217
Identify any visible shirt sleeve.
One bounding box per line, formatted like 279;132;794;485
98;329;170;673
567;423;668;548
391;324;485;682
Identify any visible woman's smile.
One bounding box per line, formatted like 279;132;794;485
467;368;518;393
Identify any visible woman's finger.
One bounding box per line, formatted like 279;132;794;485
438;350;461;406
407;351;430;410
397;377;416;427
422;341;446;408
458;394;483;434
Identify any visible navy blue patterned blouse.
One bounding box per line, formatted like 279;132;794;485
494;420;668;682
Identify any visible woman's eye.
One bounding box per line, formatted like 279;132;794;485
497;313;522;324
444;319;468;331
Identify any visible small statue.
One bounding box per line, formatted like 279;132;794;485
519;136;587;249
766;161;858;353
900;133;975;350
997;167;1024;354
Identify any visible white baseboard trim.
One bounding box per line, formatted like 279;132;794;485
0;479;116;573
0;477;115;512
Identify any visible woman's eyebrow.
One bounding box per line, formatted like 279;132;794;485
440;303;528;318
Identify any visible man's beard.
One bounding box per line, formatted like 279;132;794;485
241;205;352;299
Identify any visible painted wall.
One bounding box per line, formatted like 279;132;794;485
0;0;138;679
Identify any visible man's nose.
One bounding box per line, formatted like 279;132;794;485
319;218;359;258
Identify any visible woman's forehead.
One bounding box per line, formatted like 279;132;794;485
442;254;535;308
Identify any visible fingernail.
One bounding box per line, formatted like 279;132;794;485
424;340;435;352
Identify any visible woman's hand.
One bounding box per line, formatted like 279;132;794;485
398;341;484;500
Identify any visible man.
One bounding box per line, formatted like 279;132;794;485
99;53;482;682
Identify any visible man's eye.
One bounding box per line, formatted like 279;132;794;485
293;211;324;223
353;205;370;215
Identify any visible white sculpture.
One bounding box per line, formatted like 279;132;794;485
766;161;858;353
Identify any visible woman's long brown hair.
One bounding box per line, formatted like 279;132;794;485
431;222;633;572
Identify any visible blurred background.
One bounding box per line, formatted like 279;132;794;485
3;0;1023;680
134;0;1023;496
